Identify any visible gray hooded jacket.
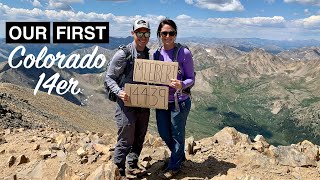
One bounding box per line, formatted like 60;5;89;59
105;42;150;96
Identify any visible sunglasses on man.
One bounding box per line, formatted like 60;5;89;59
160;31;176;37
135;31;150;38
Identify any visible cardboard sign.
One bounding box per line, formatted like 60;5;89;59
124;84;169;109
133;59;178;85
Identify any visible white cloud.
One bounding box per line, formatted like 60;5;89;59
32;0;42;7
185;0;193;4
48;2;72;11
174;15;320;40
26;0;85;10
171;15;292;40
0;3;108;21
185;0;244;11
176;14;192;20
1;3;320;40
284;0;320;6
304;8;310;15
0;3;161;37
291;15;320;28
45;0;84;11
207;16;286;27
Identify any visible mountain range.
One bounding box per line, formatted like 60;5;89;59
1;37;320;146
179;37;320;53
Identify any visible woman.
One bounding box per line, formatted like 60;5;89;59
153;18;195;179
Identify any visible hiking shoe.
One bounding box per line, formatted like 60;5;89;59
158;169;180;179
118;167;126;177
127;166;147;178
117;175;128;180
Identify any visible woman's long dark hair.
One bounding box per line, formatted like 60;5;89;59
156;18;178;39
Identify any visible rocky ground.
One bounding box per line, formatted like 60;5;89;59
0;127;319;180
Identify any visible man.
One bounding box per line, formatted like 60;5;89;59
105;19;151;178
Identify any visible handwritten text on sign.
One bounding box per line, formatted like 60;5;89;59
124;84;169;109
133;59;178;85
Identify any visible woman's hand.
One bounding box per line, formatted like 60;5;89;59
170;79;182;90
118;91;129;102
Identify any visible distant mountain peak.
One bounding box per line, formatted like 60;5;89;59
251;47;266;52
226;47;288;76
277;47;320;61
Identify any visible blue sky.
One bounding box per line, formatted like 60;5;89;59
0;0;320;40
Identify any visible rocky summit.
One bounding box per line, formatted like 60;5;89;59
0;126;319;179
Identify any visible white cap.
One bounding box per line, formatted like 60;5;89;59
133;19;150;31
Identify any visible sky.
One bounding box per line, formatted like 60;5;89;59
0;0;320;40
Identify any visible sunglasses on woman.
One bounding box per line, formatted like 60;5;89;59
160;31;176;37
135;31;150;38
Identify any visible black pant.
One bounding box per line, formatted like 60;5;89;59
113;99;150;171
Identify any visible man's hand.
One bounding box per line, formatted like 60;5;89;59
118;90;129;102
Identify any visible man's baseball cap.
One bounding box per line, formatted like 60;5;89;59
133;19;150;31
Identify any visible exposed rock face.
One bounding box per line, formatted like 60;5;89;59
212;126;252;146
55;163;75;180
269;145;317;167
271;100;284;114
265;140;319;167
